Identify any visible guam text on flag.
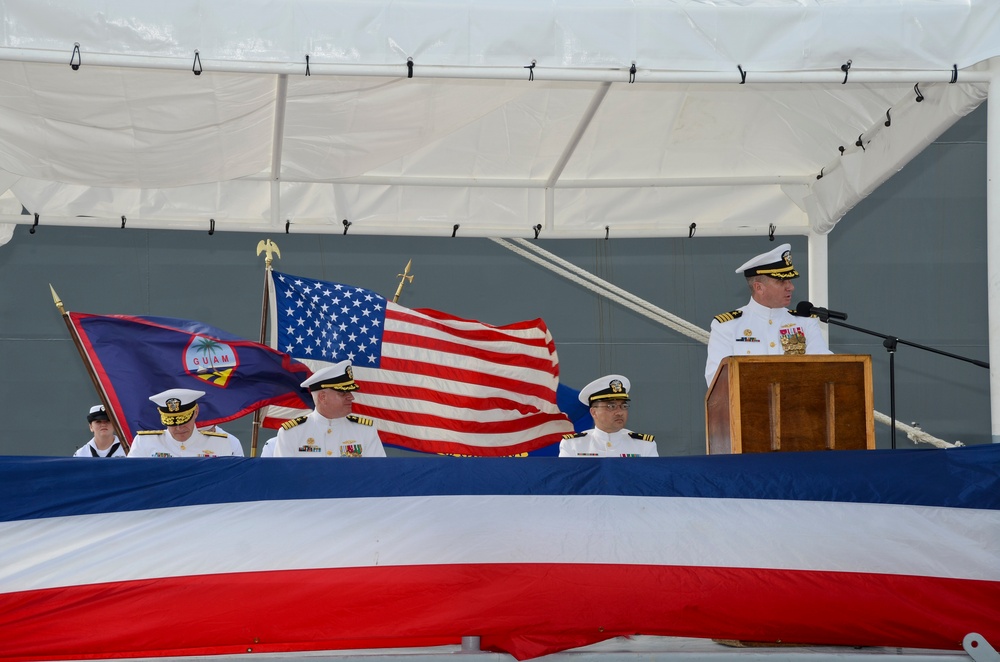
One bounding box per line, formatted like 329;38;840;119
68;313;313;442
265;270;574;455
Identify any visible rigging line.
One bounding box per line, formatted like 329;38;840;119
505;237;711;343
499;237;953;450
872;412;954;449
491;238;709;344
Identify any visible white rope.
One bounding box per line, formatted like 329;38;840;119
497;238;710;343
495;237;956;449
872;412;958;449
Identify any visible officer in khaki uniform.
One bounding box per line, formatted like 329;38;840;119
127;389;235;457
272;361;386;458
559;375;657;457
705;243;831;386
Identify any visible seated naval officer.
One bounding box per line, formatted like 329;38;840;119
272;361;386;458
127;389;235;458
705;243;832;386
559;375;658;457
73;405;125;457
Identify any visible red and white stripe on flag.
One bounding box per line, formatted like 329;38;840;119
264;270;573;455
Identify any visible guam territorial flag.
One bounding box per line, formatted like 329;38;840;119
68;313;313;443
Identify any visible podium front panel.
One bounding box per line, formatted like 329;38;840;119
706;355;874;454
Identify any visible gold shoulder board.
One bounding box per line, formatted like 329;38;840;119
202;431;228;438
136;430;164;436
562;432;586;440
281;415;309;430
347;414;374;426
713;310;743;324
628;432;655;442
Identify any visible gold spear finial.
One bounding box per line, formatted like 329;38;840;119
392;259;414;303
256;239;281;267
49;284;66;315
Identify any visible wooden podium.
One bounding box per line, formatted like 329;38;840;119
706;355;875;454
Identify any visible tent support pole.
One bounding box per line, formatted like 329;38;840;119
806;232;830;345
988;60;1000;443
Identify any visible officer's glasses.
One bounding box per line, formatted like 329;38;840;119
593;402;630;411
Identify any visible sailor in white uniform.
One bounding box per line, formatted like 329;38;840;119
272;361;387;458
199;424;245;457
73;405;126;457
127;388;234;458
559;375;657;457
705;243;832;385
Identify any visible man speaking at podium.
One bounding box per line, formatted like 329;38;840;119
705;243;832;385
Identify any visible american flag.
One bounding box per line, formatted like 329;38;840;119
264;270;573;455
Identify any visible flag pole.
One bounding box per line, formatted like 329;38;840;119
393;259;414;303
252;239;281;457
50;285;131;453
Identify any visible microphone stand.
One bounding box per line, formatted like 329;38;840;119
822;317;988;449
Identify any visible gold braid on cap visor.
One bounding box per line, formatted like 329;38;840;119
318;381;359;391
159;407;196;426
755;267;799;278
589;393;630;402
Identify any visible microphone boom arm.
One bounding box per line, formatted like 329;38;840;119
825;318;988;369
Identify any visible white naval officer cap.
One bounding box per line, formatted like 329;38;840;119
578;374;631;406
735;243;799;280
149;388;205;426
300;360;360;392
87;404;110;423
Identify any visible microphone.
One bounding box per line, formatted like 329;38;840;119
795;300;848;322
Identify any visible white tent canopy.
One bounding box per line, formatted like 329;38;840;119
0;0;996;240
1;0;999;436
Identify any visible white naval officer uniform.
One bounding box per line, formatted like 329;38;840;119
558;373;659;457
272;410;386;457
705;297;831;385
559;428;657;457
73;437;126;457
127;428;234;457
203;425;245;456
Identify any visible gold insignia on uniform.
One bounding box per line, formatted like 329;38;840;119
610;379;623;394
281;415;309;430
743;329;753;337
713;310;744;324
166;398;181;413
628;431;655;442
345;365;354;380
346;414;374;426
779;325;806;355
306;437;316;445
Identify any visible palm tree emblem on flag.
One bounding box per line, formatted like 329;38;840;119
185;335;239;387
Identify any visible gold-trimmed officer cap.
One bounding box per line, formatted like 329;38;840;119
300;360;360;393
148;388;204;426
735;243;799;280
86;404;110;423
578;374;631;406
